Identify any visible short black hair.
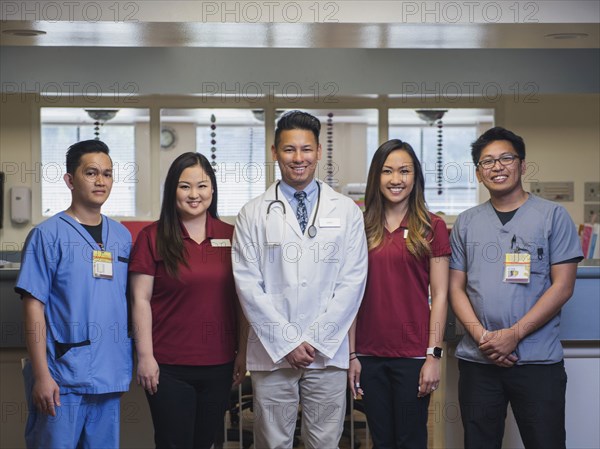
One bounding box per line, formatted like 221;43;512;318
65;140;111;174
471;127;526;165
274;110;321;148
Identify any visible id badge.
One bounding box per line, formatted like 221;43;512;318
503;253;530;284
319;217;341;228
93;251;113;279
211;239;231;247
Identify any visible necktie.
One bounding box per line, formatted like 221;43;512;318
294;191;308;234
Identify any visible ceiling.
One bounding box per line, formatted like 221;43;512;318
0;21;598;48
2;2;598;97
1;1;599;49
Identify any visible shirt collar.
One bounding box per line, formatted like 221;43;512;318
384;214;410;236
279;179;318;203
178;213;216;240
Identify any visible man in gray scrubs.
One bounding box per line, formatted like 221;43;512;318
449;127;583;449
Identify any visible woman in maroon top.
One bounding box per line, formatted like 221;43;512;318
129;152;247;449
349;140;450;448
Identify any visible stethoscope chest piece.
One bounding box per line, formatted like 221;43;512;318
307;225;318;238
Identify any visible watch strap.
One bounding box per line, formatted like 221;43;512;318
426;347;443;358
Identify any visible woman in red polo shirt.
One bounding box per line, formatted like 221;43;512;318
349;139;450;448
129;152;246;449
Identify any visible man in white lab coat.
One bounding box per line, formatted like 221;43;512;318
233;110;368;449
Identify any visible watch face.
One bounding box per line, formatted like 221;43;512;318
433;347;443;358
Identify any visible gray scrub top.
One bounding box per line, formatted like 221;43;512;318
450;194;583;365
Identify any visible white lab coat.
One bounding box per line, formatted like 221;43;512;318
232;180;368;371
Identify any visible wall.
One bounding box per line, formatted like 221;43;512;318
1;95;33;252
499;94;600;224
3;47;598;96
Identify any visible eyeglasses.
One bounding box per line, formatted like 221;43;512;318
477;154;519;169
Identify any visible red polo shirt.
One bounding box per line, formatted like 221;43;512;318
355;213;451;358
129;214;237;366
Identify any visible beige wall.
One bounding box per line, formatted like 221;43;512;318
1;95;34;252
498;94;600;223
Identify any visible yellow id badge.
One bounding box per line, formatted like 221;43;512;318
503;253;530;284
93;251;113;279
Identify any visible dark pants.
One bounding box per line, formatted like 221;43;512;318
458;359;567;449
146;362;234;449
359;357;430;449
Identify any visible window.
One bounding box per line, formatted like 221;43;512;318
385;125;477;215
37;105;491;221
379;109;493;215
196;122;266;216
40;108;141;217
161;109;266;217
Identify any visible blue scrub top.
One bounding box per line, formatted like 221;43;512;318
450;194;583;365
16;212;133;394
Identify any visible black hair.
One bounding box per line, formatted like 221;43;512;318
157;152;218;277
274;110;321;148
65;140;110;174
471;127;526;165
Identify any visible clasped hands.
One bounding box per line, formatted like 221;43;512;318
285;342;315;369
479;328;519;367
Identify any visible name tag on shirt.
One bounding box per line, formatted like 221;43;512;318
211;239;231;247
319;218;341;228
503;253;530;284
93;251;113;279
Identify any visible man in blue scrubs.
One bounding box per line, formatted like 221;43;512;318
16;140;132;448
449;127;583;449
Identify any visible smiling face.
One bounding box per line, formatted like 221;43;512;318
476;140;525;198
379;149;415;208
175;164;213;221
64;152;113;209
272;129;322;191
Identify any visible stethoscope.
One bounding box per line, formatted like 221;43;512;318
267;181;321;238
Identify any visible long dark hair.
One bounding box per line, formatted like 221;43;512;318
364;139;432;257
157;152;218;277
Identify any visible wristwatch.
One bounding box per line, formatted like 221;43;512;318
426;347;443;359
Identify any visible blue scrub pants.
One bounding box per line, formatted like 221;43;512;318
458;359;567;449
23;361;122;449
359;357;430;449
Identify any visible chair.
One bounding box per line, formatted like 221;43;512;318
213;376;254;449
